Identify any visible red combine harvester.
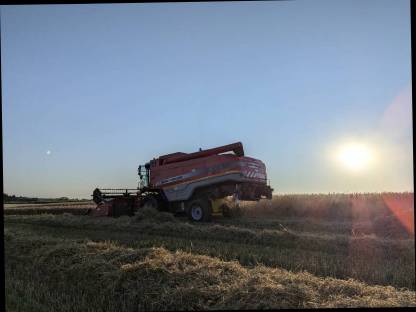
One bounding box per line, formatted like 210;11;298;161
89;142;273;221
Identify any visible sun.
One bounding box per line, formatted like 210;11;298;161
336;142;373;172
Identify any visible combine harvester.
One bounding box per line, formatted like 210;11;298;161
89;142;273;222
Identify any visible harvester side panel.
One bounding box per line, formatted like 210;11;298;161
162;172;241;201
153;154;270;201
152;155;267;187
151;154;241;187
161;172;271;201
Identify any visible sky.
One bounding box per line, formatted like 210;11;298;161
1;0;412;198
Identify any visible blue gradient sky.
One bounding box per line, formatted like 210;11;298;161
1;1;412;198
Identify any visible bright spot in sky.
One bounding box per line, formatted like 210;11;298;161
46;150;51;155
336;142;373;172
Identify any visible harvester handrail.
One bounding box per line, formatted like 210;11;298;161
97;188;138;195
99;188;138;191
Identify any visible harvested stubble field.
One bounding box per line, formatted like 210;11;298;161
3;201;95;215
4;193;416;310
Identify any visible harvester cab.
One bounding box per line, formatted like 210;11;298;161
89;142;273;220
138;163;150;188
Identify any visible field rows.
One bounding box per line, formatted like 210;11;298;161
5;223;416;311
4;193;415;310
5;211;415;289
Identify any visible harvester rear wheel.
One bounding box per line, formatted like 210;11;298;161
187;197;212;222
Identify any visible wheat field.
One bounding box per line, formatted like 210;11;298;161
4;193;415;310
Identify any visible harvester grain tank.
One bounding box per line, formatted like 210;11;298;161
89;142;273;221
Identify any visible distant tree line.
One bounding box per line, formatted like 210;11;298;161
3;193;83;203
4;193;40;202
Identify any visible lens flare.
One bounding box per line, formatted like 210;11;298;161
336;142;373;172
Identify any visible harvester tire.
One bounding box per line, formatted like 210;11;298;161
221;204;242;218
233;205;243;217
221;204;232;218
142;196;159;211
187;197;212;222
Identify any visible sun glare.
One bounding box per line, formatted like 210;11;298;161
336;142;373;172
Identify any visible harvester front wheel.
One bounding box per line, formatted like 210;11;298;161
187;197;212;222
142;196;159;210
221;204;232;218
221;203;242;218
